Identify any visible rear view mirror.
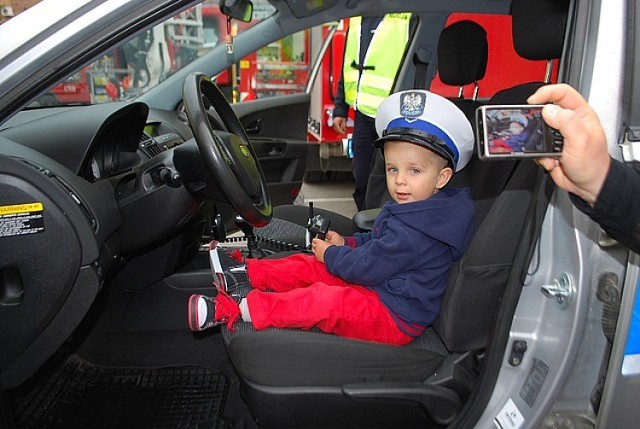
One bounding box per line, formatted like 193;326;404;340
219;0;253;23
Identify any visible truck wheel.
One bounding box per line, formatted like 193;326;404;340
304;171;325;183
327;171;352;182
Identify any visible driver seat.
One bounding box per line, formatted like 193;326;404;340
220;2;567;426
222;159;543;428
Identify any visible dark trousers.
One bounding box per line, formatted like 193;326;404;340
351;110;378;211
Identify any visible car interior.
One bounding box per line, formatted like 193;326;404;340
0;0;573;427
219;1;567;427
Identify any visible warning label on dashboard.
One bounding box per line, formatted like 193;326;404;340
0;203;45;237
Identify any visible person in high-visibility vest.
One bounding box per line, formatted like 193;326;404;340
333;13;413;211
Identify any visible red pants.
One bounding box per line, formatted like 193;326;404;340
245;254;413;345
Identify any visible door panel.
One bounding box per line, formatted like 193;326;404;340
233;93;310;206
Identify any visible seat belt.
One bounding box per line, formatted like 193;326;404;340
413;49;430;89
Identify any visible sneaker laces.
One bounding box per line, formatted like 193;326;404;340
214;285;241;331
229;248;244;263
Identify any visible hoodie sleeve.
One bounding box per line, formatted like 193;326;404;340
324;220;422;286
350;230;372;247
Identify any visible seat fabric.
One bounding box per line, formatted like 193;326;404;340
226;328;445;387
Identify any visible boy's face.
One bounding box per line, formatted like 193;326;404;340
509;122;525;135
383;141;453;204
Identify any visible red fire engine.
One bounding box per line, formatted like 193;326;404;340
36;2;231;106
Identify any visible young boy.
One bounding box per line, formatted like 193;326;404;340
504;115;530;152
188;90;475;346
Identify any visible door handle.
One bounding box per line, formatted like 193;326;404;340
245;118;263;134
268;145;284;156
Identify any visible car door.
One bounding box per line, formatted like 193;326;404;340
233;93;310;207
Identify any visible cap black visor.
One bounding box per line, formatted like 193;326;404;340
374;127;455;168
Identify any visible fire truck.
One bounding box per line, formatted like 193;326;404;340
34;2;229;106
34;67;118;106
306;21;354;181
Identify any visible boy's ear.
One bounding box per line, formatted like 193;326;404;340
436;167;454;189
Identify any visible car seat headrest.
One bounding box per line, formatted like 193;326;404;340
511;0;570;60
437;20;488;87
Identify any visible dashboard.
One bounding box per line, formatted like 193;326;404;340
0;100;214;257
2;102;156;180
0;99;209;387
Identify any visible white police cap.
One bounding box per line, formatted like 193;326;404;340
374;90;474;172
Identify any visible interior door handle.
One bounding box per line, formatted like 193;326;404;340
268;145;284;156
245;118;263;134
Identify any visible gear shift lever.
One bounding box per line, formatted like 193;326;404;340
234;215;267;258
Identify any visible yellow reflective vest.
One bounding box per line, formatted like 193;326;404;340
343;13;412;117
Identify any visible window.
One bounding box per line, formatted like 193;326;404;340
430;13;559;100
29;0;276;106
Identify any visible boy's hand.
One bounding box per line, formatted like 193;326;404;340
311;238;333;263
325;230;345;246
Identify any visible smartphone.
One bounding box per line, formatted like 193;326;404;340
476;104;563;159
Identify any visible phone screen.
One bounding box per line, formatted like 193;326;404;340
477;105;562;158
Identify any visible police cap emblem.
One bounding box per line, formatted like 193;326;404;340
399;91;425;118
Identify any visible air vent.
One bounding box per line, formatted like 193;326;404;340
146;143;165;156
139;134;166;158
140;133;184;158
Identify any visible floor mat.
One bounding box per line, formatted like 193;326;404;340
11;353;229;428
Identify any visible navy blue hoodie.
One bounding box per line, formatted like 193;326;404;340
323;186;475;332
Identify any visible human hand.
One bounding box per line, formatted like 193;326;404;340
311;238;332;263
325;230;345;246
527;84;611;206
333;116;347;134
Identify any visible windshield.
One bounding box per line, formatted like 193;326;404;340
10;0;275;107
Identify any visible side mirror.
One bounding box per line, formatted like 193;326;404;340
219;0;253;23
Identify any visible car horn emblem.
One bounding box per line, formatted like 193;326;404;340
239;144;251;158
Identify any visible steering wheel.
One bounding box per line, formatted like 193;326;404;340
182;72;272;227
